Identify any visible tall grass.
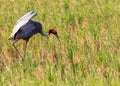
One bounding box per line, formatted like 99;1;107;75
0;0;120;86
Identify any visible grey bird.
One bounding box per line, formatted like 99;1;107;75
8;11;60;59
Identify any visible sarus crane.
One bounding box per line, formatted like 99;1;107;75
8;11;60;59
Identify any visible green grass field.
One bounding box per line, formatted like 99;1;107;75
0;0;120;86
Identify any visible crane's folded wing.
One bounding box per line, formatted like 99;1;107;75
14;21;37;39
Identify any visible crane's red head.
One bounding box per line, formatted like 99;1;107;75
49;29;60;42
49;29;57;35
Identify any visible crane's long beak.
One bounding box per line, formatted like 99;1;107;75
55;34;61;42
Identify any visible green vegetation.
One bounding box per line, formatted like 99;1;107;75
0;0;120;86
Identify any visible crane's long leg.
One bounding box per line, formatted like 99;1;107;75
23;40;29;60
12;40;22;58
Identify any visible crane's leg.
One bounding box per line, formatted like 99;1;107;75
12;40;22;58
23;39;29;60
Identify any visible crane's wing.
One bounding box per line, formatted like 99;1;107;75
15;11;33;26
9;11;37;39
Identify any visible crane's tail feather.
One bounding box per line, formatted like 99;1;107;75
8;35;13;40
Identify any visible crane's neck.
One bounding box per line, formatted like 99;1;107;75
39;30;49;36
32;21;49;36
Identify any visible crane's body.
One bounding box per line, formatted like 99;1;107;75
9;20;46;40
8;11;60;60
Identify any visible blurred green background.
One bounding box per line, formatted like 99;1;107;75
0;0;120;86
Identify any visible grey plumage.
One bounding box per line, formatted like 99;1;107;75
8;11;37;40
14;21;45;40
